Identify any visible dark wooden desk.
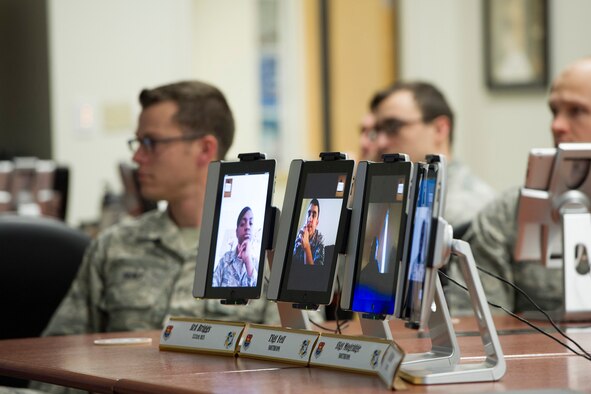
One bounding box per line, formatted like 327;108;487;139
0;317;589;393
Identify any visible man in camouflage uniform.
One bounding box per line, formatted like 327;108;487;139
370;81;496;230
465;57;591;312
42;81;279;337
24;82;281;394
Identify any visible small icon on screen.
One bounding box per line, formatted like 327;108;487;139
224;178;233;197
396;181;404;201
335;175;346;197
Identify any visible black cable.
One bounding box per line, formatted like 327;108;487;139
438;269;591;362
474;265;591;359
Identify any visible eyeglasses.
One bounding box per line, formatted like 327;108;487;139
374;117;424;136
127;134;203;153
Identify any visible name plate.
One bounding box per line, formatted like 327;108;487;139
159;317;246;356
309;333;398;375
377;342;406;390
238;324;319;365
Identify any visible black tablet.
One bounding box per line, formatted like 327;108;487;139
340;158;415;317
400;156;446;326
193;157;275;302
267;157;354;306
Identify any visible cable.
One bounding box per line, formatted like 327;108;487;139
475;265;591;359
438;269;591;361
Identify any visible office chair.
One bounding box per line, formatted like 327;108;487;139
0;214;90;386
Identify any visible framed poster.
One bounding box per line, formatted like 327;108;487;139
484;0;549;90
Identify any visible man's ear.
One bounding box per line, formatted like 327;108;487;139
196;135;219;167
432;115;451;146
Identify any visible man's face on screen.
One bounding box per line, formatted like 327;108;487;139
236;209;253;244
305;203;319;237
549;59;591;145
132;101;202;202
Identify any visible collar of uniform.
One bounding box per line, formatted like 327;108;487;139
135;209;196;255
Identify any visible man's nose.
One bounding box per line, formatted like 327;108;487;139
132;146;147;164
551;113;570;139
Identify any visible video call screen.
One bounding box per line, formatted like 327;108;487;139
285;172;349;293
403;173;436;321
352;174;407;315
210;172;270;288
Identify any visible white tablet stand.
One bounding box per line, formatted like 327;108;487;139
518;187;591;321
359;220;506;384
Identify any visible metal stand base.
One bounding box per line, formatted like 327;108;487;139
399;240;506;384
359;274;461;370
277;301;311;330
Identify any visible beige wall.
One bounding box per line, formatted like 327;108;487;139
48;0;591;225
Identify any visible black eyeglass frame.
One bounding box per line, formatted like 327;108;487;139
374;117;426;137
127;134;203;153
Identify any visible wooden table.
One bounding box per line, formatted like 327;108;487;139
0;317;589;393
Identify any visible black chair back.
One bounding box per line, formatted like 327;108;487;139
0;214;90;387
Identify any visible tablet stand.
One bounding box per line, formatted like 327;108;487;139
358;276;460;370
518;189;591;321
398;239;506;384
554;209;591;320
358;238;506;384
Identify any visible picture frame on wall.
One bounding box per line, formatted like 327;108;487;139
484;0;549;90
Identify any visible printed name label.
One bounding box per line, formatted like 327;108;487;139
309;334;393;373
159;317;246;355
238;324;319;365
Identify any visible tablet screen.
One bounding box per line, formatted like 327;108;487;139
269;159;353;305
211;172;270;288
193;159;275;301
403;167;436;321
351;169;410;315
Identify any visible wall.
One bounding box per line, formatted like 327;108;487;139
48;0;591;225
398;0;591;193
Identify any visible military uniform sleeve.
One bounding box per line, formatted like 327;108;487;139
42;235;108;336
462;188;520;311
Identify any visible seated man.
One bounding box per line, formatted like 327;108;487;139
370;81;496;230
466;57;591;312
293;199;325;266
43;81;279;337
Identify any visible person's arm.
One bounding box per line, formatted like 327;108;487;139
212;257;225;287
463;188;519;311
43;236;108;336
312;238;325;266
301;228;314;265
238;240;255;278
245;258;258;287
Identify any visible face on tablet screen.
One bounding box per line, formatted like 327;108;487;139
211;172;270;288
352;174;408;315
285;172;349;294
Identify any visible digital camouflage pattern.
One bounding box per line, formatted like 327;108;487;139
444;161;497;228
448;187;562;313
42;209;279;336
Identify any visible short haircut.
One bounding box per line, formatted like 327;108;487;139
236;206;252;227
139;81;235;159
370;81;455;143
309;198;320;218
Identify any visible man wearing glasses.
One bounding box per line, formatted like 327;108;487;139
370;81;495;230
40;81;279;339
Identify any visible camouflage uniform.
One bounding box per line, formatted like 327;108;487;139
213;250;258;287
444;161;497;228
29;209;281;393
43;209;279;336
449;187;562;313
